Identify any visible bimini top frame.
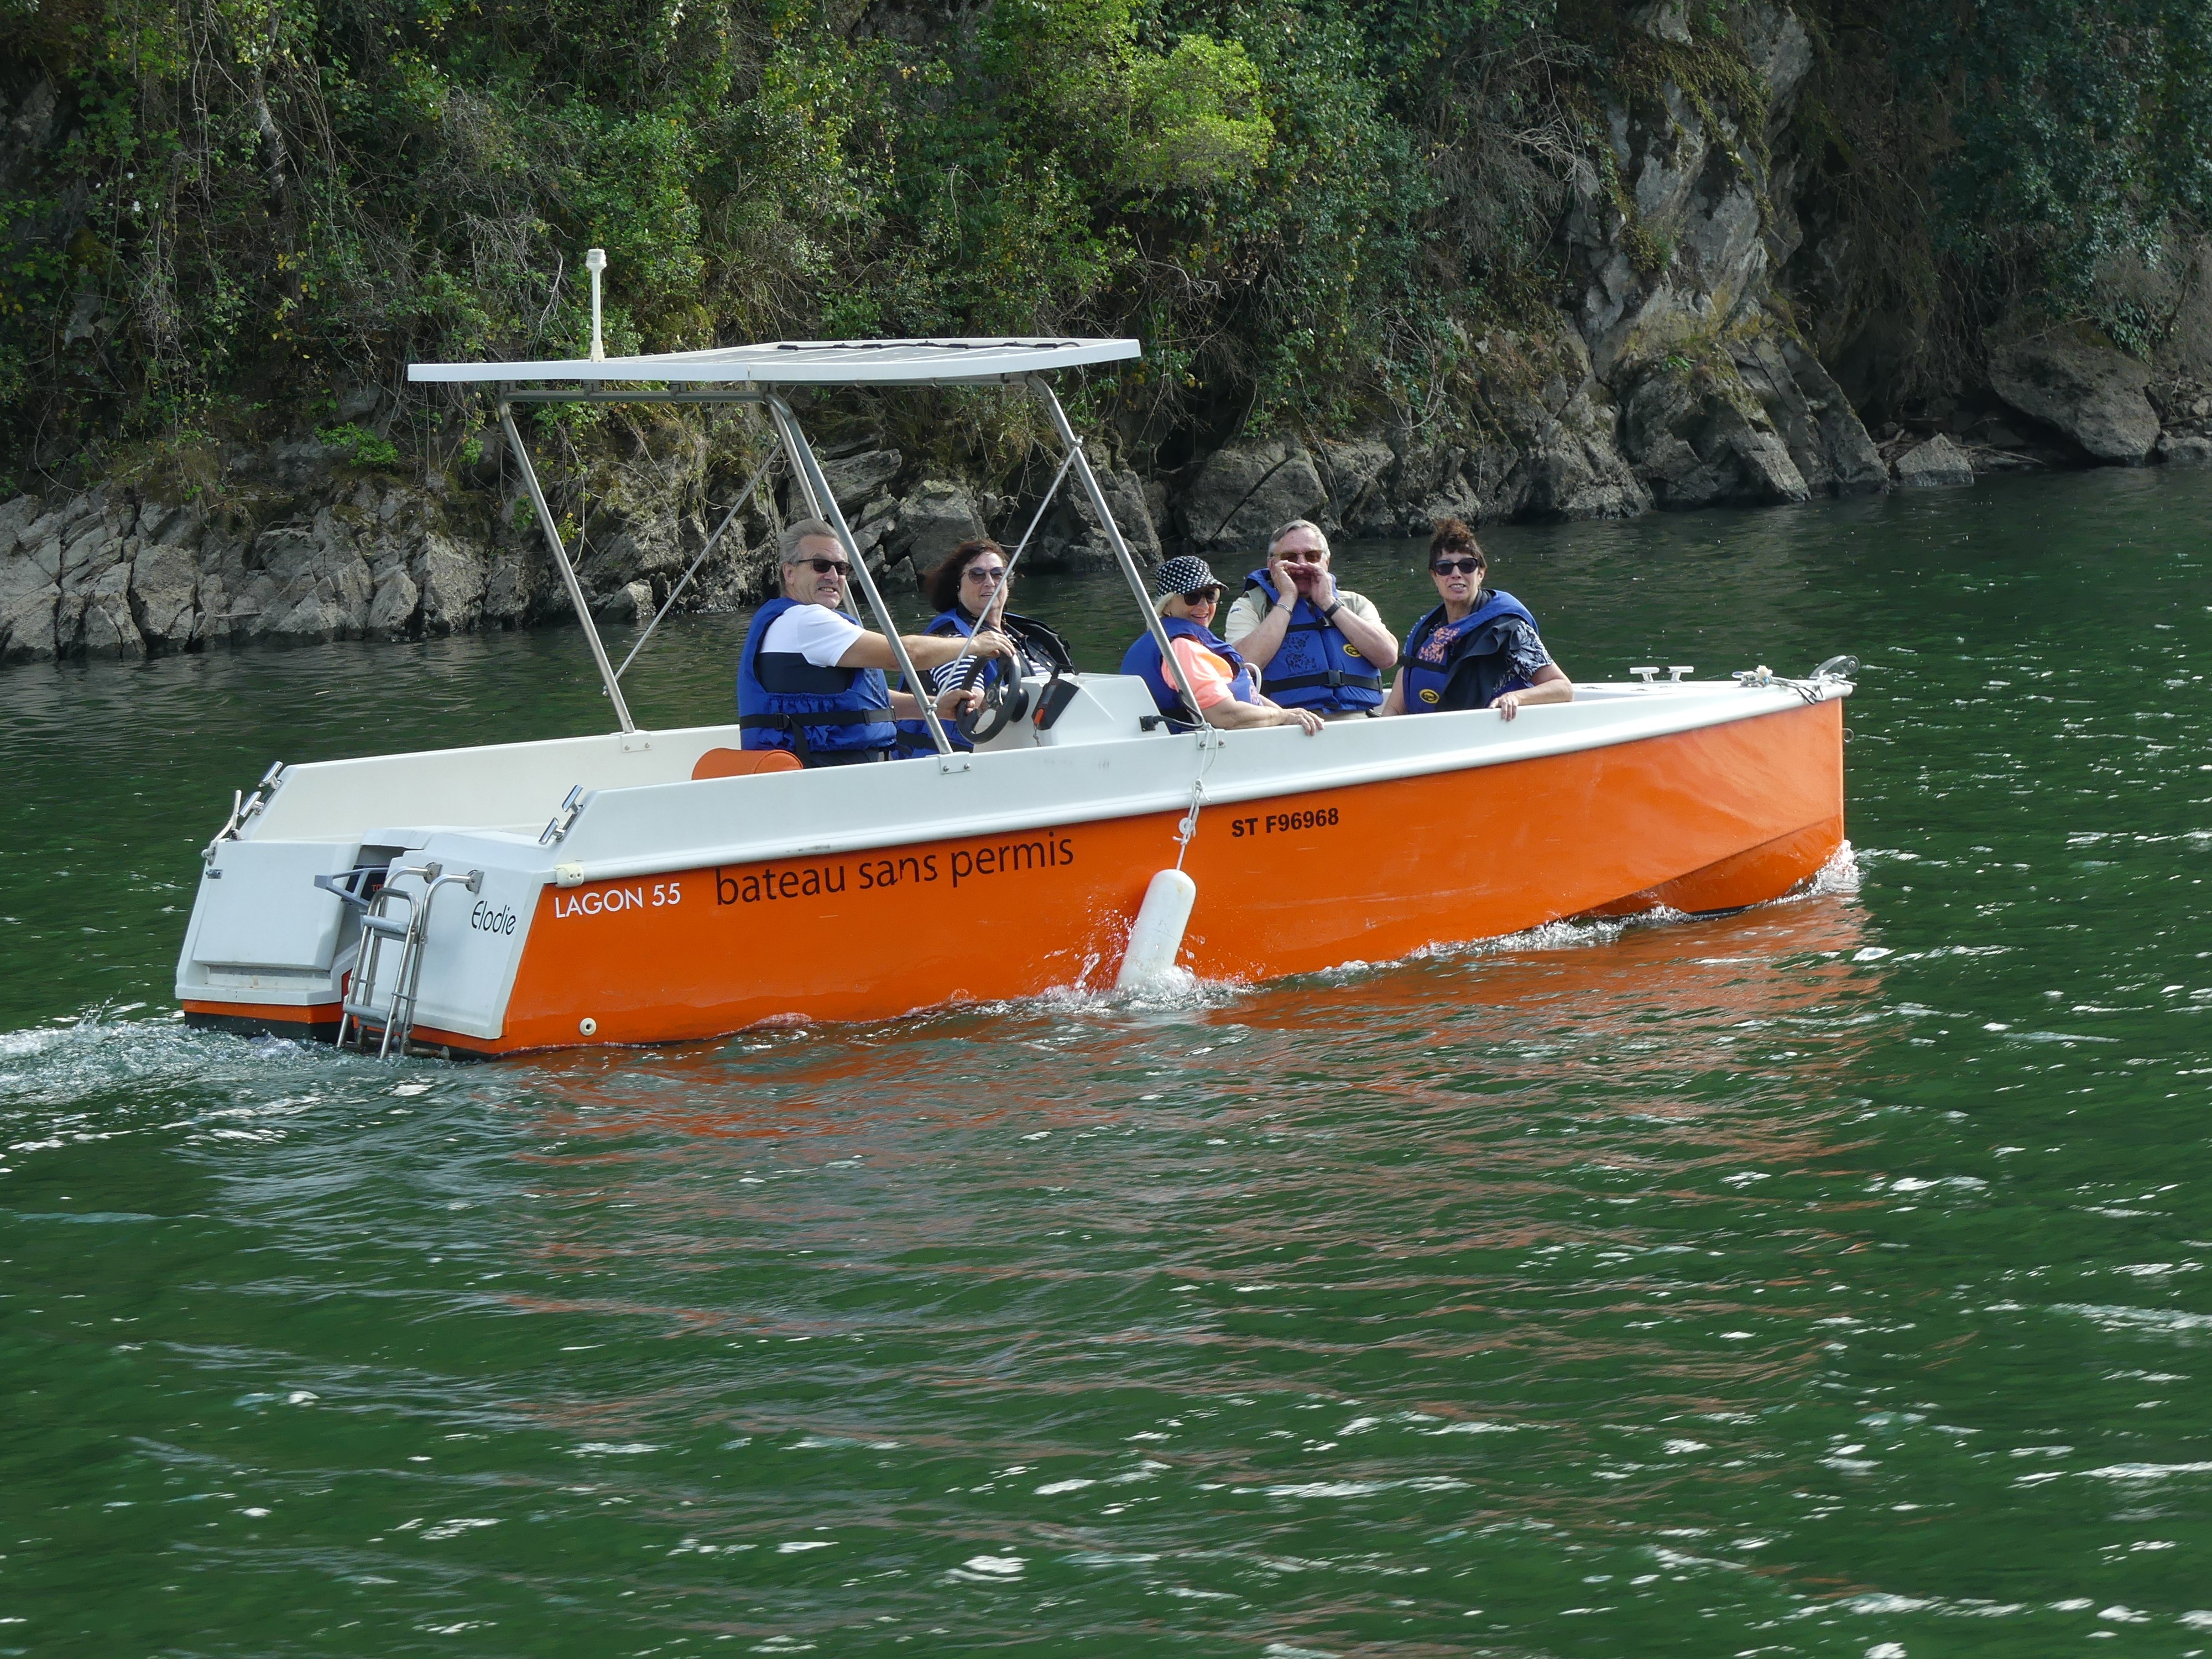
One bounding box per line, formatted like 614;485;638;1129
411;336;1141;387
406;336;1203;763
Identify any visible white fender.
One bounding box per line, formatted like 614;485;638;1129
1117;868;1198;988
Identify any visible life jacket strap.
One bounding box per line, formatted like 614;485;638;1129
738;708;891;765
1264;668;1385;693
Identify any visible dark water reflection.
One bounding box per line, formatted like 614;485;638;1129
3;467;2211;1653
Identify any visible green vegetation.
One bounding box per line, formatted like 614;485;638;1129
3;0;2209;481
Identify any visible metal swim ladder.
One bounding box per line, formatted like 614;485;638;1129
333;862;482;1058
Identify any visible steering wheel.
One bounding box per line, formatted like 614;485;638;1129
956;671;1030;744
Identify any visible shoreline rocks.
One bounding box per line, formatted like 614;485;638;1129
8;1;2211;672
7;349;2211;669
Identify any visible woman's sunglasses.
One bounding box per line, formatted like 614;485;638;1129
964;565;1008;585
1431;557;1484;576
1179;587;1223;605
800;556;852;577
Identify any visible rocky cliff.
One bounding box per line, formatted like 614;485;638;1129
7;0;2210;667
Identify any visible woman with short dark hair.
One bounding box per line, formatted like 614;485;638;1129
1380;519;1573;721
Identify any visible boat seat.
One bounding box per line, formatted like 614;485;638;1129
692;747;802;780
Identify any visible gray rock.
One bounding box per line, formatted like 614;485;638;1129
1622;368;1811;508
248;515;377;643
62;520;120;581
818;449;902;512
0;494;38;557
1734;335;1888;496
1393;441;1526;527
596;580;653;622
416;534;488;633
191;532;255;643
2157;432;2212;466
131;543;200;646
1781;340;1889;494
1735;2;1815;105
79;556;144;656
482;548;536;624
136;498;201;546
1568;84;1773;380
847;495;898;557
368;565;421;636
20;530;61;582
0;552;58;662
1893;434;1975;489
888;480;987;572
1630;0;1693;43
1181;442;1327;549
1520;429;1653;520
1315;440;1397;535
1988;337;2160;463
1066;467;1162;562
335;384;383;422
55;526;131;651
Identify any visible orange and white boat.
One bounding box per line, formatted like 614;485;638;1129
175;335;1854;1057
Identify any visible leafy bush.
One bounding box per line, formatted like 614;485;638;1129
8;0;2199;473
316;421;403;468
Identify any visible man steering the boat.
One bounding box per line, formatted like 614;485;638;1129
1381;518;1572;721
1121;557;1325;735
1222;520;1398;719
738;519;1018;765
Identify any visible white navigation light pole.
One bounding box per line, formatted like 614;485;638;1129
585;247;607;362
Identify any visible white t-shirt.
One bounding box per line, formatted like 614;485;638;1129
761;603;866;667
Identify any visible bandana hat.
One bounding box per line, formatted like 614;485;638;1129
1152;555;1223;598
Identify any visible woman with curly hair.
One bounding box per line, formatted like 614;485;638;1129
895;538;1075;752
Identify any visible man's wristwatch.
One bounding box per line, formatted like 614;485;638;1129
1322;601;1343;619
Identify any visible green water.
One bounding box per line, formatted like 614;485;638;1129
3;468;2210;1655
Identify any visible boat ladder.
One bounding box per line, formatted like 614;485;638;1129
332;862;482;1059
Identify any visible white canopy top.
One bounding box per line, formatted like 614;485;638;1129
408;336;1140;387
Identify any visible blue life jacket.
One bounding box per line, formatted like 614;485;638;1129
736;597;897;762
1120;617;1257;721
1239;568;1384;712
894;608;995;755
1400;590;1543;713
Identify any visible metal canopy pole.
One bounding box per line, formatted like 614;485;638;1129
763;395;957;760
499;404;638;734
1026;375;1208;728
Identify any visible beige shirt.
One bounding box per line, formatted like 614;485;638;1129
1223;583;1387;719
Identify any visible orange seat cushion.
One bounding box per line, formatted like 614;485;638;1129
691;747;802;780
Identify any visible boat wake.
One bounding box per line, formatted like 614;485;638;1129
935;840;1869;1031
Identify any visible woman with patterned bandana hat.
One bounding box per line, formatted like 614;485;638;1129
1120;556;1325;735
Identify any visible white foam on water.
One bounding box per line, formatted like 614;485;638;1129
2057;1303;2212;1335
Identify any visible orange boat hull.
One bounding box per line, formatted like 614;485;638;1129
186;699;1843;1055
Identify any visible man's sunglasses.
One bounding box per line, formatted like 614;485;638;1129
1431;557;1484;576
1276;547;1327;564
797;556;852;577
